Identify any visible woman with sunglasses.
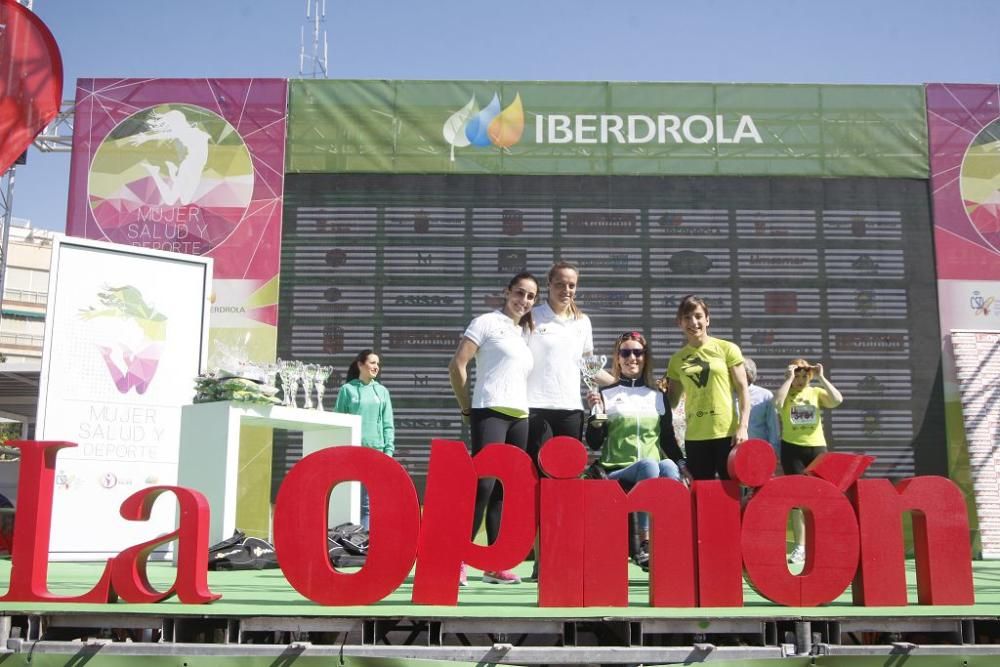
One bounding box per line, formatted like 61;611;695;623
449;271;539;585
666;295;750;480
587;331;684;553
774;358;843;564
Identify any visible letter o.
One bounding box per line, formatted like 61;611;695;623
274;447;420;605
742;476;859;606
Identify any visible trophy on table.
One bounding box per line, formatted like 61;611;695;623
314;366;333;410
277;360;294;407
301;364;318;409
579;354;608;423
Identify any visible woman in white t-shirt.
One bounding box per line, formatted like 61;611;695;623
449;271;538;585
526;261;601;458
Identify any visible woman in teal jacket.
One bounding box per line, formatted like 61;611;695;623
334;349;395;529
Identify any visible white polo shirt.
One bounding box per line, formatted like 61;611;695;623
526;302;595;410
463;310;534;413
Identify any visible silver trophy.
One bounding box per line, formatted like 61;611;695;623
579;354;608;423
276;360;294;407
314;366;333;410
301;364;318;409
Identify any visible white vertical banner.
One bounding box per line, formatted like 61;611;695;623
37;238;211;560
951;329;1000;559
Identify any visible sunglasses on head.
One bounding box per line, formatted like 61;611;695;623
618;348;645;359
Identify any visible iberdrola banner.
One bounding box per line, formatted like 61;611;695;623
66;78;288;366
287;80;928;178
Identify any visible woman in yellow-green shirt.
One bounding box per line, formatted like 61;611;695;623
774;357;843;564
666;295;750;481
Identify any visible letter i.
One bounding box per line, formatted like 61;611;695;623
537;437;588;606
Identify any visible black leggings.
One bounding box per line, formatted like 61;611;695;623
781;440;827;475
527;408;585;464
685;436;733;480
469;408;529;543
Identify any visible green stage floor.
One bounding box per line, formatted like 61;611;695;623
0;558;994;619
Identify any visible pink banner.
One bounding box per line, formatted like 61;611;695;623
927;83;1000;281
66;78;288;362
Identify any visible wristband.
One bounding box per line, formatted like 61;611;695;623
461;408;471;416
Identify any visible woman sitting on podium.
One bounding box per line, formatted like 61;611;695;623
449;271;538;585
587;331;684;559
334;349;395;530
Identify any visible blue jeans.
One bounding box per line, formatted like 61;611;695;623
360;486;370;530
606;458;681;532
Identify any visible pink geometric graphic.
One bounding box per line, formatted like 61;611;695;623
97;343;163;395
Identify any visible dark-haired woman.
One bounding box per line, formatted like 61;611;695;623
449;272;538;585
334;350;395;530
666;295;750;480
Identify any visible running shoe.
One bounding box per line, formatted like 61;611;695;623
482;569;521;584
459;562;468;587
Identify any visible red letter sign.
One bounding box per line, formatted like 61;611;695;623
273;447;420;605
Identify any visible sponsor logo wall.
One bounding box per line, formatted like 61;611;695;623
280;174;943;486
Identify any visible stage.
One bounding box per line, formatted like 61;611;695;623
1;558;999;665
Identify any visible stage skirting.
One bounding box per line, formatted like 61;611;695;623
1;560;1000;664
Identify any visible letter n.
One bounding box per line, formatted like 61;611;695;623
852;477;974;605
693;480;743;606
273;447;420;605
629;479;696;607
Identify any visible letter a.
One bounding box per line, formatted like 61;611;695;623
110;486;219;604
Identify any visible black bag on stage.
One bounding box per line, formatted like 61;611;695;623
328;522;369;567
207;530;279;571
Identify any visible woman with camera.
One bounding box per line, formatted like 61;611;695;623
774;358;844;564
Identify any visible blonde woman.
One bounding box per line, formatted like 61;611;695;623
774;358;843;564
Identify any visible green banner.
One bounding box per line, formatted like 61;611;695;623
287;80;928;178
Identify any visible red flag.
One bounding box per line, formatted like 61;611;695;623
0;0;63;174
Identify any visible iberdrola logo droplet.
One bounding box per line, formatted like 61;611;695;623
442;92;524;161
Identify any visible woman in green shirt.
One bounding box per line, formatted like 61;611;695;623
334;349;395;530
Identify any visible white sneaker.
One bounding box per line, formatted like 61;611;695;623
787;545;806;564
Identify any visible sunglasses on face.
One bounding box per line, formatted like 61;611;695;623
794;368;811;375
618;348;645;359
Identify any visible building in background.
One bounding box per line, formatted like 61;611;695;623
0;216;59;434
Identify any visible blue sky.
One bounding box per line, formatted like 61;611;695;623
14;0;1000;231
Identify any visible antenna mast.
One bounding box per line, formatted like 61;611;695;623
299;0;328;78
